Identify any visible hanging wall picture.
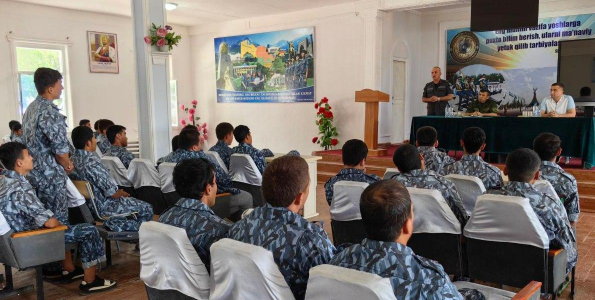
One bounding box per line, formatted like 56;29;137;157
87;31;119;74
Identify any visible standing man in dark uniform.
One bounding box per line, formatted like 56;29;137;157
422;66;454;116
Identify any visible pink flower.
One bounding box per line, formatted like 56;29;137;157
180;119;186;126
157;38;166;47
143;36;151;44
203;133;208;140
188;108;195;115
188;115;194;121
202;123;207;128
203;128;208;134
191;99;198;105
157;27;168;37
180;104;185;110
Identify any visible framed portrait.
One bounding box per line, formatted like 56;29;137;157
87;31;119;74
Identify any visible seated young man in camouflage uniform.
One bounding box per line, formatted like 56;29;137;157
533;133;580;225
324;139;380;206
158;158;232;272
442;127;503;189
208;122;234;170
227;155;335;300
487;148;577;272
0;142;116;293
93;119;103;140
415;126;455;173
9;123;23;144
391;144;468;226
104;125;135;168
70;126;153;232
159;129;252;220
96;119;114;154
2;120;19;144
331;180;463;300
230;125;268;175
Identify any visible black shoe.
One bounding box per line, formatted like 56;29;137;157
61;267;84;283
79;276;117;294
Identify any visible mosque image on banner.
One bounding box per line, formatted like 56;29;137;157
446;13;594;115
214;27;314;103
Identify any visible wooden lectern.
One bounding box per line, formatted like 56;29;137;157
355;89;389;157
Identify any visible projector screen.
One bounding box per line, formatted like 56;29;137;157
558;38;595;100
471;0;539;32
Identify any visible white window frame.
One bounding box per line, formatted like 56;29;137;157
168;55;179;128
8;36;74;128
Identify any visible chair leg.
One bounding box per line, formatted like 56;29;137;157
35;266;43;300
116;241;121;253
105;240;112;267
4;265;13;292
571;267;575;296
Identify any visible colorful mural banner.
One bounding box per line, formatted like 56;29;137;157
214;27;315;103
446;13;594;111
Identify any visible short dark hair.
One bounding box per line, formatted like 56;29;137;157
533;132;561;161
551;82;565;89
262;155;309;208
106;125;126;144
215;122;234;140
360;180;412;242
506;148;541;182
72;126;94;150
34;68;62;94
79;119;90;126
580;87;591;97
393;144;421;173
479;89;491;96
171;135;179;152
94;119;102;131
233;125;250;144
11;123;22;132
0;142;27;170
183;125;198;132
462;127;486;154
342;139;368;166
416;126;437;146
8;120;18;131
178;129;200;150
173;158;215;200
98;119;115;133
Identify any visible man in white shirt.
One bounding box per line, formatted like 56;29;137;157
540;83;576;118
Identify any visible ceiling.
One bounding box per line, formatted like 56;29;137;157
9;0;357;26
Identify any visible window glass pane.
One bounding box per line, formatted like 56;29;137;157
19;74;36;114
16;47;62;72
170;80;178;126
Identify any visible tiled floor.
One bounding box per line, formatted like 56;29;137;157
1;183;594;299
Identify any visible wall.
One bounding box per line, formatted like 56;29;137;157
0;1;192;141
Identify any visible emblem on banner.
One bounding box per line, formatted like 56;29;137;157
450;31;480;64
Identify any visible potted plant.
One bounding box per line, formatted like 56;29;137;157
312;97;339;150
144;24;182;52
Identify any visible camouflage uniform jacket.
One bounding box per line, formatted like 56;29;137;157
324;168;380;206
488;182;577;271
442;154;503;190
22;96;71;224
330;239;463;300
391;169;468;225
209;140;232;170
158;198;232;272
158;149;240;195
231;143;267;175
105;145;135;169
418;146;455;173
539;161;580;222
11;135;23;144
97;134;111;154
227;204;336;300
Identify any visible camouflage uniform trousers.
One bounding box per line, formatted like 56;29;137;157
95;197;153;232
65;223;106;269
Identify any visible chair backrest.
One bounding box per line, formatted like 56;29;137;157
128;158;161;189
229;154;262;186
210;238;295;300
66;178;86;208
464;194;549;249
139;221;210;300
305;265;396;300
407;188;461;234
101;156;132;187
444;174;486;215
205;151;229;174
159;163;177;193
383;168;400;179
330;181;369;221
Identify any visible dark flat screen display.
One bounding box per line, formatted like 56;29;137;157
471;0;539;32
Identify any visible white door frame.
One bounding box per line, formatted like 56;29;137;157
389;39;412;143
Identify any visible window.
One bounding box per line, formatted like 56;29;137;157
11;40;73;127
169;56;179;127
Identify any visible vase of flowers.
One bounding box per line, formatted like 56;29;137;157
180;99;208;141
312;97;339;150
144;24;182;52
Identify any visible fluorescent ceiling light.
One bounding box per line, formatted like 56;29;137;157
165;3;178;11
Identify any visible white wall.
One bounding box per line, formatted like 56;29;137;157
0;1;192;141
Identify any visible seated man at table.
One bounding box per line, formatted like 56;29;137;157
104;125;135;168
96;119;114;154
324;139;380;206
487;148;577;272
70;126;153;232
464;90;499;117
540;83;576;118
442;127;503;189
159;129;252;219
330;180;463;299
158;158;232;272
415;126;455;173
0;142;116;293
533;133;580;225
209;122;234;169
391;144;468;226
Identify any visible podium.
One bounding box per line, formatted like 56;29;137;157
355;89;389;156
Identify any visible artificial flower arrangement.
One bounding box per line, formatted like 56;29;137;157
180;99;208;140
312;97;339;150
144;24;182;51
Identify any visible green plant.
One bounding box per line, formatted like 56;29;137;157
312;97;339;150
